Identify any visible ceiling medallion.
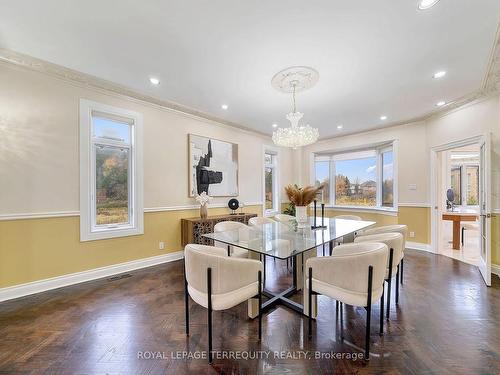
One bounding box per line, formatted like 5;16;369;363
271;66;320;149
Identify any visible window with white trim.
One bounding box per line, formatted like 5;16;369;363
313;142;397;210
264;150;279;215
80;100;143;241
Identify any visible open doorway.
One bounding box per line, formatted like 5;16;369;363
431;135;492;286
436;145;480;265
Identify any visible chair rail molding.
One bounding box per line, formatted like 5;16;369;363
0;202;264;221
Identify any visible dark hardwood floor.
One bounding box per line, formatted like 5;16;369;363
0;250;499;375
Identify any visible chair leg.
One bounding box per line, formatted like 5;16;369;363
227;245;230;257
308;267;312;339
207;268;213;364
365;265;373;360
258;270;262;341
400;258;404;285
336;300;339;316
461;227;465;246
386;248;394;321
386;279;392;321
379;285;384;336
184;270;189;335
340;302;344;339
396;265;400;305
263;255;266;287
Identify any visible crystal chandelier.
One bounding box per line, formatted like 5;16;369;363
271;66;320;149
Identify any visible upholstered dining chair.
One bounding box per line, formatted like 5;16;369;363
273;213;295;222
332;214;363;247
213;221;249;258
304;242;388;359
184;244;263;363
248;216;276;279
248;216;275;226
354;232;404;320
360;225;408;285
334;214;362;221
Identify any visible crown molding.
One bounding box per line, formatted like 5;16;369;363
2;21;500;143
0;48;271;140
315;22;500;143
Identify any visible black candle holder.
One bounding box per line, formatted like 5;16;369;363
311;200;327;229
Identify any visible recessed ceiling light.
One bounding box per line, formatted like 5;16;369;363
436;101;446;107
433;71;446;79
337;124;343;130
149;77;160;85
221;104;228;110
418;0;440;10
380;116;387;121
272;123;278;128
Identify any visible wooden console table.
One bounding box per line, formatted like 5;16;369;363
442;212;478;250
181;213;257;247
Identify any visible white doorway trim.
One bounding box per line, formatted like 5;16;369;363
429;134;491;285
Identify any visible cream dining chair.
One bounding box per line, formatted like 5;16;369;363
213;221;249;258
248;216;276;282
304;242;388;359
360;224;408;285
354;232;404;320
248;216;275;226
334;214;362;221
273;213;295;222
184;244;263;363
331;214;363;249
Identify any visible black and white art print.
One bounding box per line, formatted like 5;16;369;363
189;134;238;197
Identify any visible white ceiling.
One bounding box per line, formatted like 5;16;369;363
1;0;499;139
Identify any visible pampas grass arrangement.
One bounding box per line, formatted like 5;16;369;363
285;184;324;206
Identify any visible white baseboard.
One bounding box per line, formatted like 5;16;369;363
406;241;434;253
492;264;500;278
0;251;184;302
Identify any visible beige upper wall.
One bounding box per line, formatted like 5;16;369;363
301;95;500;210
426;95;500;210
301;121;429;204
0;62;294;215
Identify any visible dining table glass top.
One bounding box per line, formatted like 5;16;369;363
203;217;375;259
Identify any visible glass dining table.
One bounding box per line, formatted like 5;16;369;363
203;217;375;316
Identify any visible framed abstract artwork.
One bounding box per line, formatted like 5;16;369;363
189;134;239;197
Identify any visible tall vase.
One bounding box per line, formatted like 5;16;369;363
295;205;308;224
200;204;208;219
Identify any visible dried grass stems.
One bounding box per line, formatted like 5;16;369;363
284;184;324;206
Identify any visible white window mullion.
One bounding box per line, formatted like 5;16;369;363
331;159;336;206
376;151;382;207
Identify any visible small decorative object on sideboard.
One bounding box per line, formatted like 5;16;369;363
228;198;239;215
195;192;212;219
284;184;324;225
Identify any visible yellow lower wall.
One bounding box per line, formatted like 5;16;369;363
0;206;496;290
492;214;499;266
0;205;262;289
318;206;431;244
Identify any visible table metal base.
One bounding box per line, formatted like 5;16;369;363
258;254;309;316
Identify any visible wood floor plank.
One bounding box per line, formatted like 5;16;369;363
0;250;498;374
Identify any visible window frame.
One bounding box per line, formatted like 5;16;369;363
311;141;398;213
263;147;280;217
450;163;480;207
80;99;143;241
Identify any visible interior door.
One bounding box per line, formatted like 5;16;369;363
478;135;491;286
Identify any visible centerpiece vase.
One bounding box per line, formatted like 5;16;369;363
200;204;208;219
295;205;308;224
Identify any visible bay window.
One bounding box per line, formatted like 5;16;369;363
313;142;397;210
